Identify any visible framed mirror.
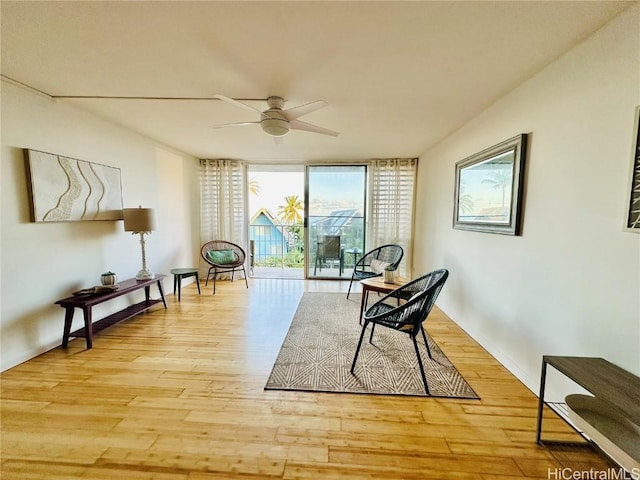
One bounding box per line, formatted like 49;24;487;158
453;134;528;235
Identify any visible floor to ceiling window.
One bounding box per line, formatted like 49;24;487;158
247;164;367;280
203;159;415;281
306;165;366;280
248;165;305;279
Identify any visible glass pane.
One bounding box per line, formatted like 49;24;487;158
248;166;305;279
457;149;515;225
306;165;366;279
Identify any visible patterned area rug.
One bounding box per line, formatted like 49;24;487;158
265;292;479;398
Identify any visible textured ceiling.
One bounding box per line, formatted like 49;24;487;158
1;1;631;162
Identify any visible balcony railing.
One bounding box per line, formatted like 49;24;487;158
249;218;365;272
249;223;303;269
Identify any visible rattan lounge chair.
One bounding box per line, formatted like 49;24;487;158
201;240;249;294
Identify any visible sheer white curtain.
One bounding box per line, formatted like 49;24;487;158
200;158;248;249
367;158;417;277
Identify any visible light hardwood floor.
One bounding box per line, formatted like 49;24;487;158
1;278;614;479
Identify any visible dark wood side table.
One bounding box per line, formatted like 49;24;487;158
56;275;167;350
171;268;201;302
536;356;640;444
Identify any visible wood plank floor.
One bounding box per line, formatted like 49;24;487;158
1;278;615;479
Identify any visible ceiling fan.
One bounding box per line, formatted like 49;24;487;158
211;94;339;140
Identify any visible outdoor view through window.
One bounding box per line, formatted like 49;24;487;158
249;166;366;279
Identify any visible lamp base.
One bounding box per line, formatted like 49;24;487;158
135;269;155;280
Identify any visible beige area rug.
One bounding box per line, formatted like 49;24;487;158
265;292;479;398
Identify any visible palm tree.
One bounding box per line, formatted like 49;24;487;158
481;168;512;208
278;195;303;225
458;180;474;214
249;178;261;196
278;195;304;259
459;193;474;215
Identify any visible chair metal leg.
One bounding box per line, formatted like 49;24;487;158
368;323;376;344
420;325;432;359
205;267;214;286
346;274;355;299
213;269;217;294
242;266;248;289
351;321;369;373
412;336;430;395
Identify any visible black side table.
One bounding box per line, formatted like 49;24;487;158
344;247;363;268
170;268;201;301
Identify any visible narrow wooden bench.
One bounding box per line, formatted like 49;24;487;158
56;275;166;349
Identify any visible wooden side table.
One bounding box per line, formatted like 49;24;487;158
171;268;201;301
359;275;410;324
536;356;640;470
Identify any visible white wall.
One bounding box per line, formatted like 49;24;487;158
0;81;200;371
414;5;640;399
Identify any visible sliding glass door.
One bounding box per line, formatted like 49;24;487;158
247;165;305;279
306;165;366;279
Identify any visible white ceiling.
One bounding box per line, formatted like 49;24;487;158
1;1;631;162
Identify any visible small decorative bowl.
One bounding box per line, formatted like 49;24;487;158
101;272;118;286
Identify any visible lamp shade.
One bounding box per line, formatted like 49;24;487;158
123;207;157;233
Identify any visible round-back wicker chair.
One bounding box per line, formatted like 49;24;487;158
346;244;404;299
201;240;248;294
350;269;449;395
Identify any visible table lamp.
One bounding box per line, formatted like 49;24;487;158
123;206;157;280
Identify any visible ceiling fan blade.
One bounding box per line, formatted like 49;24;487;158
210;121;260;129
283;100;328;120
213;94;262;113
290;119;339;137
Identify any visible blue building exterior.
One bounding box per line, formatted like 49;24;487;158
249;209;289;262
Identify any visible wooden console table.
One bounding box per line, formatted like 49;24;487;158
536;356;640;468
56;275;166;350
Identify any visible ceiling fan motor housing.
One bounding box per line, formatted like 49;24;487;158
211;93;337;138
261;104;290;137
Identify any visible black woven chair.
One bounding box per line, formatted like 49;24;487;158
314;235;342;275
201;240;248;294
346;244;404;299
350;269;449;395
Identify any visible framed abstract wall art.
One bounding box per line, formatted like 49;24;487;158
625;106;640;232
24;149;123;222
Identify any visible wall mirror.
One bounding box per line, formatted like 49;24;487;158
453;134;527;235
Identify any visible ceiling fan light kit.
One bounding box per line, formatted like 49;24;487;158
212;94;339;139
261;98;291;136
261;118;290;137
